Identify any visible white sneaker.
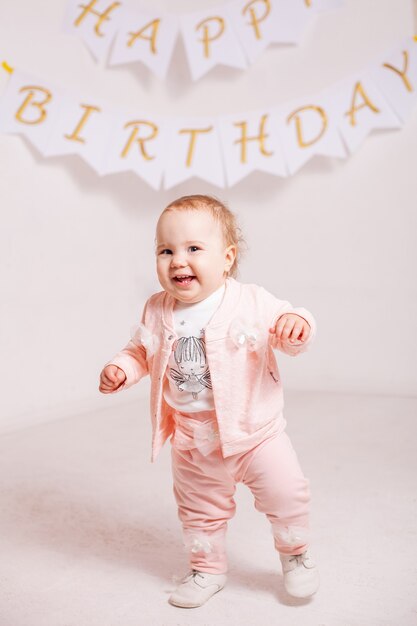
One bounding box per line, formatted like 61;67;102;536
168;570;227;608
280;549;319;598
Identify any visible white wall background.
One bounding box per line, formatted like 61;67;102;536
0;0;416;434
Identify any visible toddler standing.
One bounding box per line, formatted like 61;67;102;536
99;194;319;608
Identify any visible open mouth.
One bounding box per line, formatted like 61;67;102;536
173;275;196;286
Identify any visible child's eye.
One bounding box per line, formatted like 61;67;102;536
188;246;200;252
159;249;172;255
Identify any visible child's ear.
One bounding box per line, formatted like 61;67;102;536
224;245;237;273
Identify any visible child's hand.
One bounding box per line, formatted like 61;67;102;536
99;365;126;393
269;313;311;344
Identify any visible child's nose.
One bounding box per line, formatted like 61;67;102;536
170;253;187;268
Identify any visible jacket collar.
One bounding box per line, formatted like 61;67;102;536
161;277;241;332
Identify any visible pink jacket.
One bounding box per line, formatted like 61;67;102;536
108;278;316;462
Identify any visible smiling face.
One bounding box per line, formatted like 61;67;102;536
156;207;236;304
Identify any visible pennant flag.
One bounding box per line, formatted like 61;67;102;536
369;38;417;123
332;75;401;154
218;108;288;186
225;0;316;64
179;5;247;81
278;90;347;175
102;112;167;190
44;96;113;175
163;117;225;188
0;70;65;156
63;0;124;62
110;11;179;79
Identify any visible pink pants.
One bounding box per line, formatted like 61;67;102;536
170;410;311;574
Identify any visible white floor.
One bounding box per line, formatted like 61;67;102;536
1;391;416;626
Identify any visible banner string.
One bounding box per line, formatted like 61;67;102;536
414;0;417;39
2;61;14;74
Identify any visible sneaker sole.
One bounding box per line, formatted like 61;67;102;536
285;577;320;598
168;585;225;608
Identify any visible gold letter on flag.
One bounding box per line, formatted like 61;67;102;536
345;82;380;127
234;114;273;163
242;0;271;40
383;51;413;93
287;105;328;148
179;127;213;166
74;0;121;37
122;120;159;160
15;86;52;125
195;17;225;58
64;104;101;143
128;19;161;54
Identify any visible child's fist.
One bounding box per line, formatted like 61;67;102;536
99;365;126;393
269;313;310;344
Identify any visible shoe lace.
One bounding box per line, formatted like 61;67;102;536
183;569;205;583
288;554;304;566
288;554;303;567
288;551;314;569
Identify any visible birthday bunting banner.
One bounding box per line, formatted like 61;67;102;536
0;38;416;189
62;0;344;80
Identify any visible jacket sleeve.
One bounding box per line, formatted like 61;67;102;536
262;288;317;356
105;298;152;391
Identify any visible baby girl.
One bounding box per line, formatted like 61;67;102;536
99;194;319;608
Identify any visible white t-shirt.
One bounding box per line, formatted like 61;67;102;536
163;284;225;413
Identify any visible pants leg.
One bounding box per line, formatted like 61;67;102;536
238;431;311;555
171;445;236;574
